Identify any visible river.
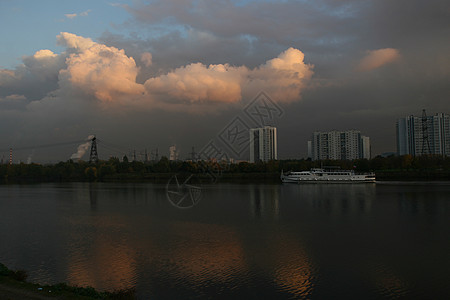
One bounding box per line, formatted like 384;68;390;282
0;181;449;299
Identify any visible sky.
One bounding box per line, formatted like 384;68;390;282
0;0;449;163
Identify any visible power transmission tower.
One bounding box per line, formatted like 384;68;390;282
421;109;431;155
89;136;99;164
151;148;159;161
190;146;197;161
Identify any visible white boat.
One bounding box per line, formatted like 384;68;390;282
281;168;376;183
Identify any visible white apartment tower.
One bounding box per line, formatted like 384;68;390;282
250;126;277;163
396;112;450;156
309;130;370;160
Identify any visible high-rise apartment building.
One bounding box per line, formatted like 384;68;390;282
396;112;450;156
308;130;370;160
361;136;371;160
249;126;277;163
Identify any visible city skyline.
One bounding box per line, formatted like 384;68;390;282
1;1;449;163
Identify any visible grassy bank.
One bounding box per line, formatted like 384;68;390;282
0;263;135;299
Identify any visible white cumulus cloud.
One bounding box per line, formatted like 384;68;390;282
144;47;313;106
145;63;246;104
1;33;314;113
246;47;314;102
57;32;145;102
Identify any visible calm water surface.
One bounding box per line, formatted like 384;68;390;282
0;181;449;299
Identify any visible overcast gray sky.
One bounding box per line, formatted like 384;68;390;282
1;0;449;163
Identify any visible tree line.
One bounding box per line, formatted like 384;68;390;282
1;154;450;182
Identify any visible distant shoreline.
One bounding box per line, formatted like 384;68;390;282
2;170;450;184
2;155;450;183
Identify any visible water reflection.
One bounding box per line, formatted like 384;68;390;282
370;262;410;298
271;233;315;298
0;182;449;299
65;213;137;290
163;222;246;284
89;183;97;210
67;237;137;290
249;185;279;219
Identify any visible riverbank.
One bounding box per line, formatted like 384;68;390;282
0;263;135;299
2;155;450;183
2;170;450;184
374;169;450;181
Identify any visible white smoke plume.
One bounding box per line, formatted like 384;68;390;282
70;135;95;160
27;150;35;164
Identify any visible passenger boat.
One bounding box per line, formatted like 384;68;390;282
281;168;376;183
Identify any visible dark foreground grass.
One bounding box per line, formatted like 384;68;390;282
0;263;136;299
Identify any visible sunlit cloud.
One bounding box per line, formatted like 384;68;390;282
145;47;313;105
57;32;144;102
32;49;58;59
1;33;313;114
64;13;77;19
57;32;95;51
64;9;91;20
357;48;401;72
144;63;245;104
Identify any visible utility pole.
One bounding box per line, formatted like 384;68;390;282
190;146;197;161
152;148;159;161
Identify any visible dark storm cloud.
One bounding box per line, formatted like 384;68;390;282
0;50;64;102
121;0;450;73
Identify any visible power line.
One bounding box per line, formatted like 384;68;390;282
96;139;129;157
1;140;86;153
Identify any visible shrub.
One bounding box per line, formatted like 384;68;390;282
11;269;28;282
0;263;9;276
105;287;136;299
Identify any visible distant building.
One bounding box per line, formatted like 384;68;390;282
169;145;179;161
249;126;277;163
361;136;371;160
307;140;312;159
396;112;450;156
308;130;370;161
